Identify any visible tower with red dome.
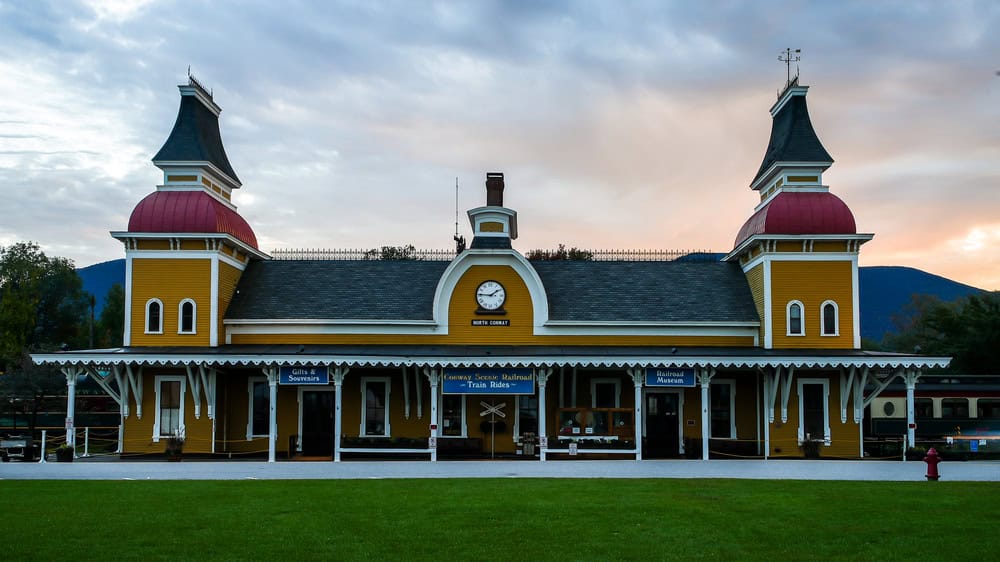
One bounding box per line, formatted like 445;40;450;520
112;77;266;348
725;78;873;349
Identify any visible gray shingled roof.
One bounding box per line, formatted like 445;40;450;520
226;260;451;320
153;94;240;184
752;93;833;186
226;259;758;324
531;261;758;323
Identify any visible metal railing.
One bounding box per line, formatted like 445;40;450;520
270;248;719;262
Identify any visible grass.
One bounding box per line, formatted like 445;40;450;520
1;479;998;560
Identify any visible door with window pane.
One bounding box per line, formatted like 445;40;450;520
644;392;680;458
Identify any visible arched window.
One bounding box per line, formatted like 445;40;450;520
178;299;196;334
786;300;804;336
821;301;839;336
145;299;163;334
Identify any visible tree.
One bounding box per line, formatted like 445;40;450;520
883;292;1000;374
0;242;89;369
98;283;125;347
363;245;419;260
525;244;594;261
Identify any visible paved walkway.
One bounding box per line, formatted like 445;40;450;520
2;458;998;481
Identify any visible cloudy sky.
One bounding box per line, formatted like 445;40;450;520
2;0;998;289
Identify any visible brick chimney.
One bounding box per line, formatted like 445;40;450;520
485;172;504;206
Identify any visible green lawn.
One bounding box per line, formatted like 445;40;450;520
1;479;997;560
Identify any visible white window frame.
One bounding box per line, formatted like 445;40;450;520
360;376;391;437
820;300;839;336
246;376;268;439
438;392;467;438
178;298;197;334
709;379;737;439
153;375;186;442
590;377;622;408
797;378;830;445
786;300;805;336
145;298;163;334
514;394;539;441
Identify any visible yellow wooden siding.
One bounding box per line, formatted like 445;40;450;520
130;258;212;346
745;264;765;344
765;373;861;458
217;262;243;341
179;240;206;251
120;369;215;455
770;260;854;348
775;241;802;252
812;241;848;252
136;240;170;250
479;222;505;232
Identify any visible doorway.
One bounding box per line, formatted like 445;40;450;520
300;389;336;456
644;391;682;458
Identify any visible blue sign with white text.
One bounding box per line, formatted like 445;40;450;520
645;368;696;387
442;368;535;394
279;366;328;385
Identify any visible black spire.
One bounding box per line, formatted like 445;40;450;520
153;78;240;186
750;83;833;189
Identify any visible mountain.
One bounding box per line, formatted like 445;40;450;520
77;259;125;315
859;266;983;342
75;258;984;341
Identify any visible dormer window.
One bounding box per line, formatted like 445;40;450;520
145;299;163;334
821;301;839;336
179;299;196;334
787;301;804;336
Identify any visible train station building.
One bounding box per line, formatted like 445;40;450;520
33;75;949;461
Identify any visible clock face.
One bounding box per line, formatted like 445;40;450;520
476;280;506;311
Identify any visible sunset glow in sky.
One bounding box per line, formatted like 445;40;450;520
2;1;998;289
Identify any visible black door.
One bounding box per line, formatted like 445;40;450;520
644;393;680;458
301;391;335;456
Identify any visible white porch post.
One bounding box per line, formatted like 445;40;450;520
537;368;552;462
904;369;920;448
331;366;348;462
424;368;440;462
628;368;644;461
61;367;79;448
698;367;716;460
265;366;279;463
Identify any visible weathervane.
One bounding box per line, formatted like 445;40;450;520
778;48;801;88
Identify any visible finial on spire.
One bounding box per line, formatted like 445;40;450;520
778;48;801;89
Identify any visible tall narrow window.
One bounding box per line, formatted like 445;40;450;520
145;299;163;334
154;376;185;440
710;380;736;439
179;299;196;334
247;378;269;438
821;301;839;336
361;378;390;436
787;301;804;336
517;395;539;436
441;395;465;436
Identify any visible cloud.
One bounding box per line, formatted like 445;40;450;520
0;0;998;290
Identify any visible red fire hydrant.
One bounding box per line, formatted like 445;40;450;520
923;447;941;481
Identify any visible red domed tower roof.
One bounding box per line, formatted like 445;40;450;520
128;190;258;249
734;191;856;248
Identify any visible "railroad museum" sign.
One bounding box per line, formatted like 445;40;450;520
644;368;696;387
